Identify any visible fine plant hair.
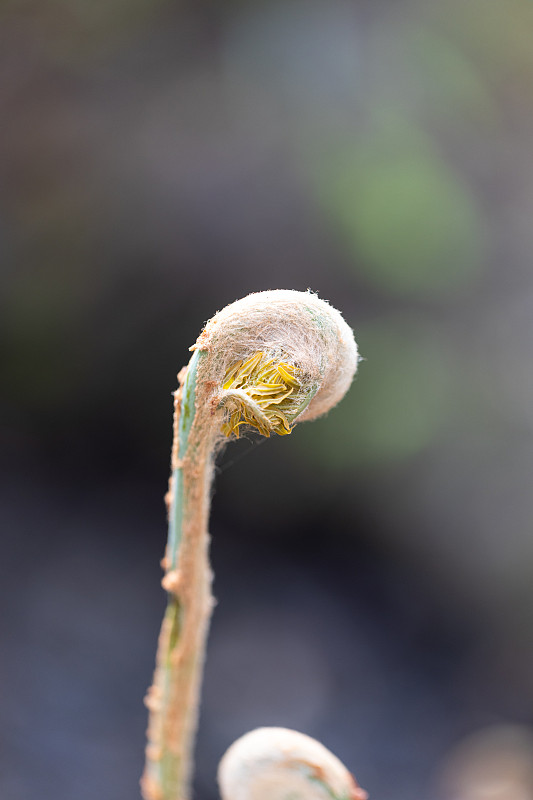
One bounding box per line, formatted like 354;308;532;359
141;289;365;800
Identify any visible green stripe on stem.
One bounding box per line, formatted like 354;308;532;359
168;348;203;571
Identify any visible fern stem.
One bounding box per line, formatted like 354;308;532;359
142;348;215;800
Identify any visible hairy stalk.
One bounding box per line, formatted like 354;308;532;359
141;290;360;800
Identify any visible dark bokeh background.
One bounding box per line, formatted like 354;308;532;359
2;1;533;798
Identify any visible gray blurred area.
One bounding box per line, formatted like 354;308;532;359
2;1;533;799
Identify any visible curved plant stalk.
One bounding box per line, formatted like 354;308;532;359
141;290;362;800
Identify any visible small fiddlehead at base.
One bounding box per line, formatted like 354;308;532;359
219;728;367;800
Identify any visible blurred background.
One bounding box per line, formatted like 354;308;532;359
2;0;533;798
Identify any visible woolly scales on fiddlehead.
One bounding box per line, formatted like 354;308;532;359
141;289;366;800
